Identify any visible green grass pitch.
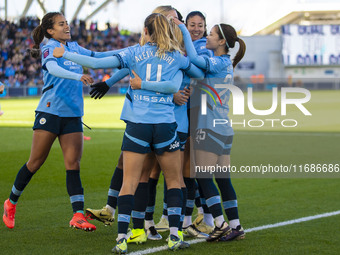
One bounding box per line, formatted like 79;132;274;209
0;90;339;254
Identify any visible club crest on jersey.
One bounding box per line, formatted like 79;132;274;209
43;49;49;58
39;118;46;125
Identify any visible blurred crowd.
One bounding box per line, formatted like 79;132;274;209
0;17;140;87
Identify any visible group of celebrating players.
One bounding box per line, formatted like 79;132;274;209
3;5;246;254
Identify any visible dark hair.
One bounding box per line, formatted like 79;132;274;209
30;12;63;58
215;24;246;68
185;11;207;37
174;8;184;23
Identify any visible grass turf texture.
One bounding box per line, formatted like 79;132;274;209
0;91;340;254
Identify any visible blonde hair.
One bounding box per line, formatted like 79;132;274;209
143;13;183;57
152;5;175;15
140;5;184;53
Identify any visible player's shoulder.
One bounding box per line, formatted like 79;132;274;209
131;43;141;49
216;55;233;73
139;42;157;51
221;54;232;65
119;43;140;56
173;51;186;61
67;41;79;49
194;37;207;44
43;38;60;49
125;43;141;51
212;54;231;63
41;40;58;60
193;37;207;47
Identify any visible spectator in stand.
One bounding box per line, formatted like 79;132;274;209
0;17;140;87
0;82;4;116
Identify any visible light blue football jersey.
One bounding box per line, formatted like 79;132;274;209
194;37;213;58
115;43;190;124
197;54;234;136
177;37;213;133
36;39;91;117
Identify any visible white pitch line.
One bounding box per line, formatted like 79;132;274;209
129;210;340;255
245;210;340;233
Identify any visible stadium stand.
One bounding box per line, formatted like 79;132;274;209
0;17;140;89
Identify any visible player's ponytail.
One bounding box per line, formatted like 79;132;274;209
29;12;63;59
152;13;172;57
30;25;44;58
216;24;246;68
233;37;246;68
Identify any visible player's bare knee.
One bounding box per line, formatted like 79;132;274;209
120;182;138;195
65;160;80;170
26;161;42;173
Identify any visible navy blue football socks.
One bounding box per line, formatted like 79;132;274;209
117;195;134;234
132;182;148;229
66;170;84;213
107;167;123;209
9;163;34;204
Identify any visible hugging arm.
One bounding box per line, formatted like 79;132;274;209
178;23;207;70
53;43;121;69
138;70;184;94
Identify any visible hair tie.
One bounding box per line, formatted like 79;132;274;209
218;24;229;48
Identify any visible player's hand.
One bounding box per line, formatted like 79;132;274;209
172;17;184;26
173;90;189;106
183;86;192;97
89;81;110;99
80;75;94;86
0;84;4;94
130;70;142;90
53;43;66;58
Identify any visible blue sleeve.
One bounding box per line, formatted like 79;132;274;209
63;51;121;69
204;57;229;74
113;48;133;69
76;44;93;57
141;71;183;94
92;48;125;58
195;39;213;57
41;46;56;69
105;68;130;87
75;43;125;58
178;24;207;70
185;63;204;79
46;61;82;81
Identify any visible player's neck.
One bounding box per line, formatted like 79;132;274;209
214;47;226;57
53;38;67;45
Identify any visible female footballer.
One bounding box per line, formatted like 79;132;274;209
174;17;246;241
53;13;203;253
2;12;107;232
